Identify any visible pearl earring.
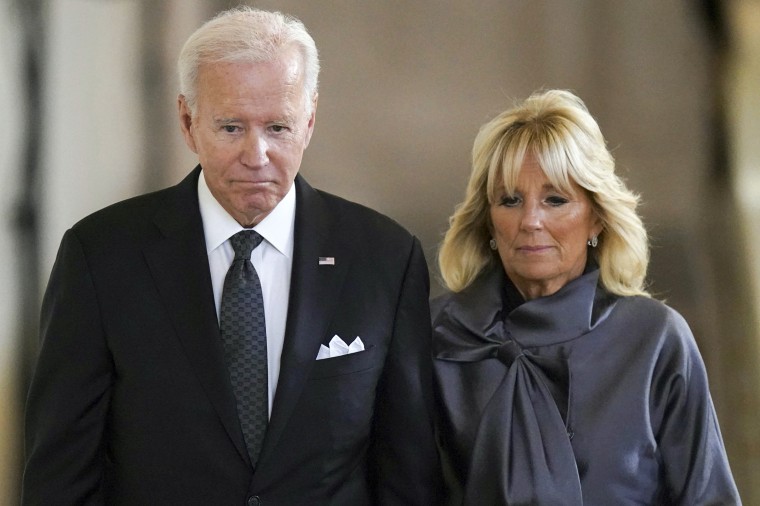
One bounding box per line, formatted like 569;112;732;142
489;238;497;250
587;235;598;248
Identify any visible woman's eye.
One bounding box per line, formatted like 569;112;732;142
546;195;569;206
499;195;521;207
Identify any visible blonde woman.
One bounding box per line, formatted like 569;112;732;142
433;89;740;505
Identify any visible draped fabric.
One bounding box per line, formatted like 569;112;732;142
432;266;741;505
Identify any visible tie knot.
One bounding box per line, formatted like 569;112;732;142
229;230;263;260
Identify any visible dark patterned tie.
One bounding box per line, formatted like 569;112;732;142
220;230;268;467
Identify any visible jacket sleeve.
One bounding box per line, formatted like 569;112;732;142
652;312;742;505
369;237;444;505
22;229;111;505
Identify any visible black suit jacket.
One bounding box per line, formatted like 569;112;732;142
22;167;443;505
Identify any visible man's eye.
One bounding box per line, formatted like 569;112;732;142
222;125;240;133
499;195;521;207
270;124;288;133
546;195;569;206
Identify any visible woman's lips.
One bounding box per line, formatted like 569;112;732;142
517;245;552;253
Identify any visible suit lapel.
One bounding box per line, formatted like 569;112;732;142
142;167;250;464
257;175;354;465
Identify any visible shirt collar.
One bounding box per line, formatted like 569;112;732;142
197;169;296;258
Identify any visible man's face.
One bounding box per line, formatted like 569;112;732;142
179;49;317;226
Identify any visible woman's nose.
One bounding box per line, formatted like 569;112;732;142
520;202;543;230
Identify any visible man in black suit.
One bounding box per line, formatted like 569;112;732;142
22;7;442;505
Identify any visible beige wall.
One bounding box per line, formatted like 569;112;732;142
3;0;758;503
1;4;29;504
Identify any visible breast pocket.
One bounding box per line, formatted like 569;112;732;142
309;345;378;379
301;345;383;447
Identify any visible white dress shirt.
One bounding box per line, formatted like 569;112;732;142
198;171;295;415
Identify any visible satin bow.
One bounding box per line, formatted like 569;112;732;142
433;268;614;505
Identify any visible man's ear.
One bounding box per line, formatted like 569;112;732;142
178;94;198;154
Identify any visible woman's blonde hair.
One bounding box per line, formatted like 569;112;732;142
438;89;650;297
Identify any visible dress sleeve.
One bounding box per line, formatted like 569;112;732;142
650;309;741;505
22;229;111;505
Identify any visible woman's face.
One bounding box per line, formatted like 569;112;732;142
490;154;602;300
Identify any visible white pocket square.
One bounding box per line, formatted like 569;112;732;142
316;335;365;360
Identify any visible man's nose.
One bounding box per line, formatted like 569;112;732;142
241;131;269;167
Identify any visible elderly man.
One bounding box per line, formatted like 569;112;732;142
22;7;442;505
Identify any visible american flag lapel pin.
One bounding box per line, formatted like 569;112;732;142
318;257;335;265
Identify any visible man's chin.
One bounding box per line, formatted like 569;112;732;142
233;199;280;226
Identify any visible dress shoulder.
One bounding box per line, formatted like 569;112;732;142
613;295;695;348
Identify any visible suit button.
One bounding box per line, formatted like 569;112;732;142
247;496;261;506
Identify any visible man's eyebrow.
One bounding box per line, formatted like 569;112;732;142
270;113;297;124
212;117;240;126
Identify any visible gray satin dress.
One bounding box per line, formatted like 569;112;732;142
432;265;741;505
